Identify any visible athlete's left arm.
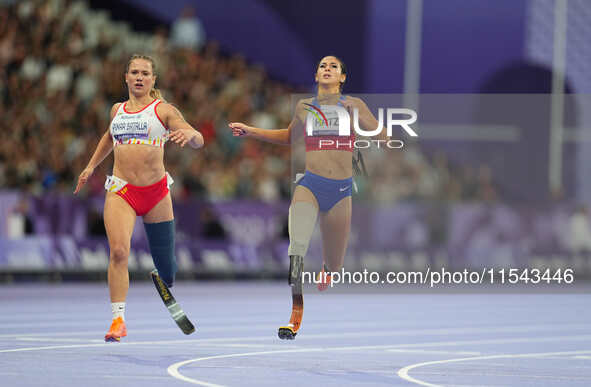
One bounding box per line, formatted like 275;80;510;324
349;98;390;142
158;103;204;149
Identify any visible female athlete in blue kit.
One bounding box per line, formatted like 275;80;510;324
74;54;204;341
230;55;385;339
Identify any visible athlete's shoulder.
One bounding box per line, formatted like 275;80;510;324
293;98;313;116
295;97;314;110
155;101;183;120
343;95;365;107
155;101;175;113
154;99;170;106
110;102;124;119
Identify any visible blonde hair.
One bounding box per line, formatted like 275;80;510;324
126;54;167;102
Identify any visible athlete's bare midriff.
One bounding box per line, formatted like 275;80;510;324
305;150;352;179
113;145;165;186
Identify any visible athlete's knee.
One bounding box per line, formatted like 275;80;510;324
144;220;177;287
110;244;129;265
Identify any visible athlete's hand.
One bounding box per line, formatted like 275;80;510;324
228;122;251;137
74;167;94;194
169;128;197;147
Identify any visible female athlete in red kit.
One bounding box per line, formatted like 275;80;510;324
75;54;204;341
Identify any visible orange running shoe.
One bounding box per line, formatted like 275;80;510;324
104;317;127;342
317;264;332;291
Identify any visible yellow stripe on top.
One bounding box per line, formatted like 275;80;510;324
115;138;165;147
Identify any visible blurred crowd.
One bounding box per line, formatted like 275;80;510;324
359;144;498;203
0;0;498;204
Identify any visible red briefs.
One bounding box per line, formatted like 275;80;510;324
104;173;173;216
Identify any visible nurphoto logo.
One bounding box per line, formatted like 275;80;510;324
305;104;418;149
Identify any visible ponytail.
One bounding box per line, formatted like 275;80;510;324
150;88;166;102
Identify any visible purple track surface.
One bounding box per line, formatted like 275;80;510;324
1;282;590;386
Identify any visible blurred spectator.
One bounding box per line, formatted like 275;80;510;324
87;208;106;237
170;5;205;51
476;165;497;202
0;0;500;207
200;206;227;240
46;58;73;96
6;197;34;239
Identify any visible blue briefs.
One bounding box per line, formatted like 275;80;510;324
296;171;353;212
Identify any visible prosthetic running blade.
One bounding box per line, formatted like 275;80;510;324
151;270;195;335
278;256;303;340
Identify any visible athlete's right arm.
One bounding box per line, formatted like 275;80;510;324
73;103;119;194
228;102;304;145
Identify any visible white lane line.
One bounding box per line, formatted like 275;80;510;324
397;350;591;387
413;369;591;381
386;335;591;349
14;340;285;349
0;329;172;338
16;337;104;343
386;349;481;356
0;320;443;337
1;322;588;340
2;333;591;354
168;348;325;387
166;340;591;387
100;375;174;380
212;343;302;349
0;343;111;353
